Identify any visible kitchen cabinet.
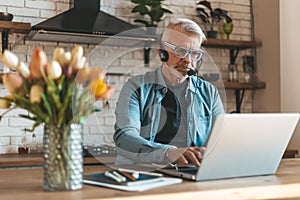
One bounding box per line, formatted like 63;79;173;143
202;38;265;113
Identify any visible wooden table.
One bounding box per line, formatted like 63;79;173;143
0;158;300;199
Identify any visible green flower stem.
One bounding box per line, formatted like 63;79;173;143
41;93;53;119
14;95;49;123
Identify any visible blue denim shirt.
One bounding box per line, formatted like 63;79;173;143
113;67;224;165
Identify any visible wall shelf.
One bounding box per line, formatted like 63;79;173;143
212;81;266;113
0;21;31;52
0;21;31;82
202;38;262;49
203;38;262;65
0;21;31;33
203;38;265;113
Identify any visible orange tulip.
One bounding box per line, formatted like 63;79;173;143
3;73;24;94
29;48;47;78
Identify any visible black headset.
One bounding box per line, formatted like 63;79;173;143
159;48;169;62
159;42;203;76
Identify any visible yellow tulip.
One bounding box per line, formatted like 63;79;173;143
88;79;108;98
61;51;71;66
53;48;65;65
30;85;44;103
95;86;114;100
0;95;14;109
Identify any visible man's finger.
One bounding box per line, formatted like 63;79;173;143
183;150;201;166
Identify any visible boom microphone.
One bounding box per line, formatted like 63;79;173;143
187;58;203;76
187;69;195;76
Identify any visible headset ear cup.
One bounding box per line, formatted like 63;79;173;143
159;49;169;62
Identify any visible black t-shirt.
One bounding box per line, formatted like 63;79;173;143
154;81;188;146
154;88;181;144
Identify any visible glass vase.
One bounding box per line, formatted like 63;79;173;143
223;22;233;40
43;123;83;191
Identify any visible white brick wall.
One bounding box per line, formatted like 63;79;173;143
0;0;254;153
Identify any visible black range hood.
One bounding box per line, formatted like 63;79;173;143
26;0;155;46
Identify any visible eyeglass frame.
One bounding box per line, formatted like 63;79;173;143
163;41;205;61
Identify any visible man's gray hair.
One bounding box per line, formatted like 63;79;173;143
161;18;206;44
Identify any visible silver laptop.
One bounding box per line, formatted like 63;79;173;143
158;113;299;181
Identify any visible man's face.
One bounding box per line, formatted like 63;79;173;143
162;30;202;76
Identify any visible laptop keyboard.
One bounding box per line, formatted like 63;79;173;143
176;166;199;174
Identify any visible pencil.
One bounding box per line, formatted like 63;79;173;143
118;170;136;181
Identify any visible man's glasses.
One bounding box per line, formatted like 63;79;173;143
163;41;205;61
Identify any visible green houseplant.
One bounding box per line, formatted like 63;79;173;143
131;0;173;27
196;0;232;38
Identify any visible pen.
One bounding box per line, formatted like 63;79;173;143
118;170;136;181
112;171;126;182
118;168;163;177
104;171;122;183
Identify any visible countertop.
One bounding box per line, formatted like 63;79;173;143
0;149;297;168
0;153;116;168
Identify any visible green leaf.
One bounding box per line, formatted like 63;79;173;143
0;96;14;103
46;77;62;109
161;8;172;14
151;6;164;22
13;94;49;123
19;114;37;121
24;120;43;132
197;0;212;11
132;5;149;15
131;0;148;4
134;19;150;27
41;93;53;119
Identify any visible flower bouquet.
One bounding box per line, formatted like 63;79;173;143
0;46;113;191
0;45;113;130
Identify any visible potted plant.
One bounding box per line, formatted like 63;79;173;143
131;0;173;28
196;0;232;38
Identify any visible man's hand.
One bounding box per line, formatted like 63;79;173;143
167;147;206;167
